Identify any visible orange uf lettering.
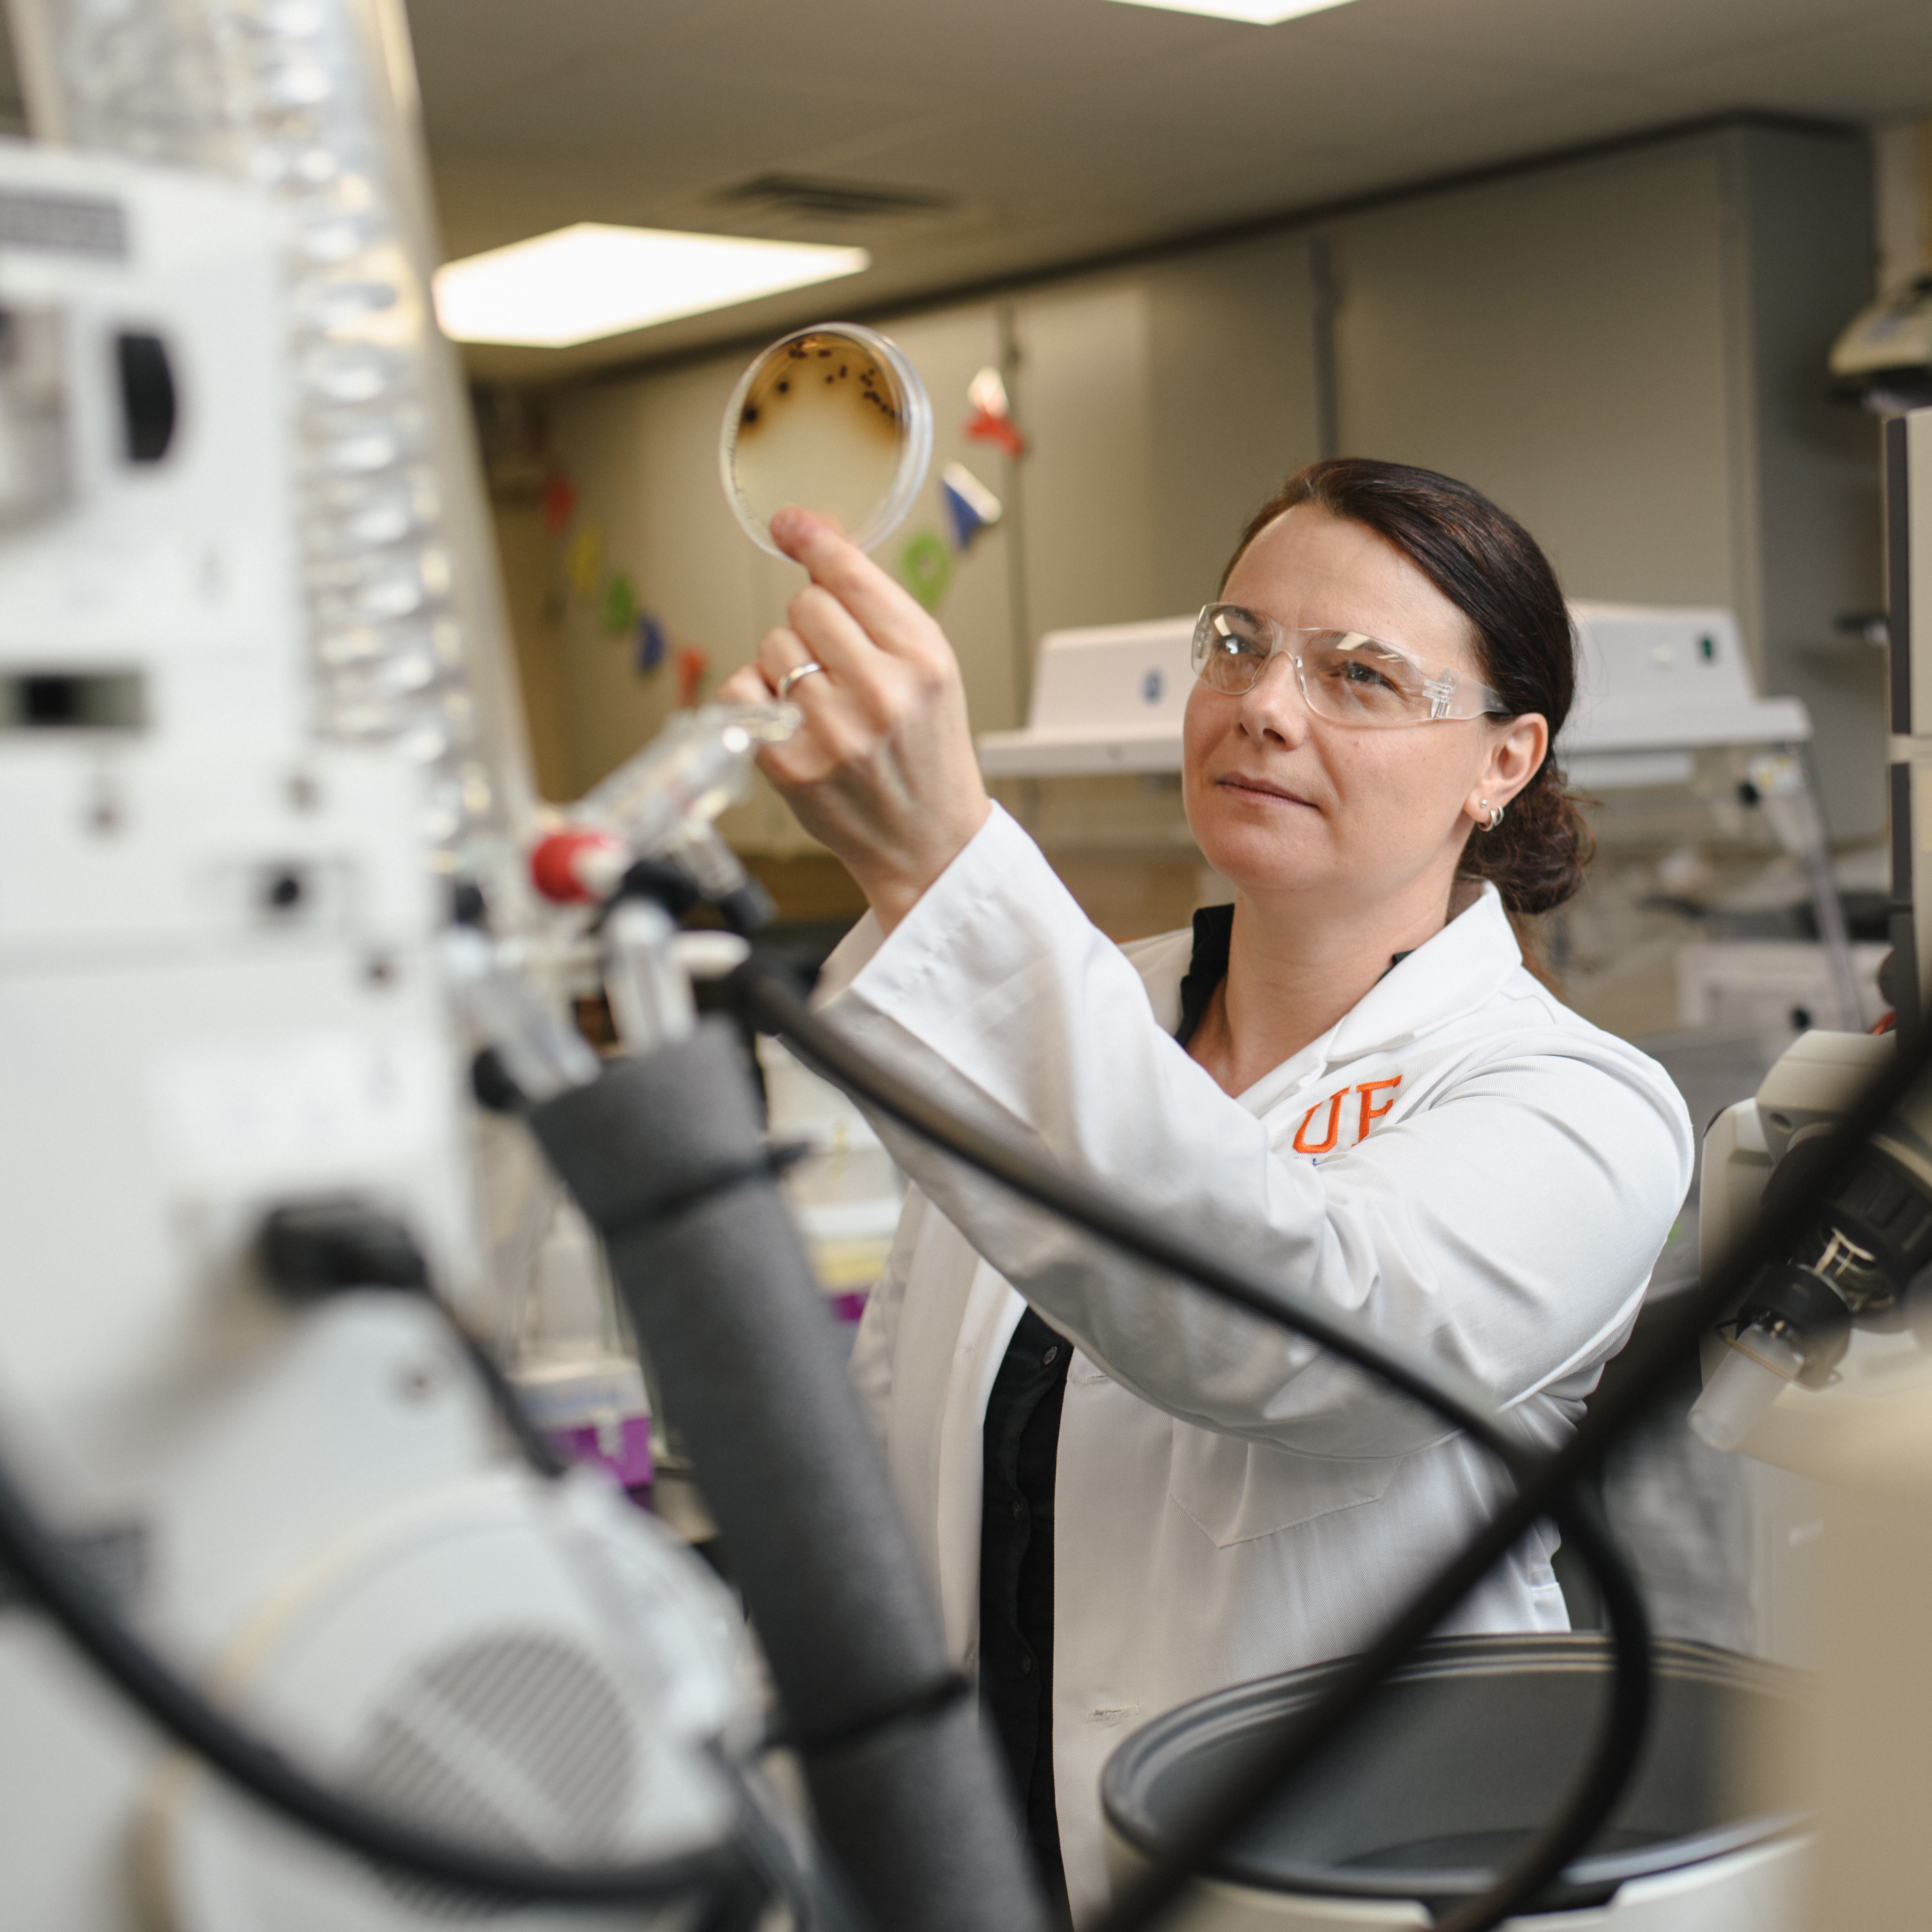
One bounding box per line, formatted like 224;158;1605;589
1356;1075;1402;1141
1292;1089;1346;1155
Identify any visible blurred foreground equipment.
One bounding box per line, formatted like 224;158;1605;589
0;28;1044;1932
1686;406;1932;1930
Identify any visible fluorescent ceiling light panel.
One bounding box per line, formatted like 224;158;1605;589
433;223;870;348
1103;0;1358;21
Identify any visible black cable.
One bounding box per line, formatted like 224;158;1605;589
740;961;1932;1930
0;1216;888;1926
0;1438;764;1906
436;1287;870;1932
446;1324;572;1478
730;960;1654;1932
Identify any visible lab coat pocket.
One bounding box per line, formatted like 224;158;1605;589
1167;1425;1400;1548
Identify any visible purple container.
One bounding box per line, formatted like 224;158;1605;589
547;1413;655;1491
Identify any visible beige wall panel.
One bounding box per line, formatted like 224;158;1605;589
1330;144;1739;618
491;492;570;802
1010;280;1160;651
548;353;762;800
860;304;1020;737
1729;124;1883;842
1145;233;1324;614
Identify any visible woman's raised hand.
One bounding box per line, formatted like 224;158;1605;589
715;508;992;930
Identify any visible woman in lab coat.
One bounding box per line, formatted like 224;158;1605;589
719;458;1692;1923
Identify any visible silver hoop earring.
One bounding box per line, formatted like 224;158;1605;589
1480;799;1504;832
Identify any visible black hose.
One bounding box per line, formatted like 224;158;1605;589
525;1029;1050;1932
443;1283;873;1932
729;960;1654;1932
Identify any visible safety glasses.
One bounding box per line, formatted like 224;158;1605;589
1190;603;1508;728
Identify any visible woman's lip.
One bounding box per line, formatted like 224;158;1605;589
1217;774;1316;808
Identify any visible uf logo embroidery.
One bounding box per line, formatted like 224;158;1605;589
1291;1075;1402;1155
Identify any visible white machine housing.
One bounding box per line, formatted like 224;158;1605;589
0;145;748;1932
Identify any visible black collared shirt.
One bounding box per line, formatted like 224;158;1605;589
978;1304;1073;1906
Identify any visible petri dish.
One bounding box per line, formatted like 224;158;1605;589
720;323;932;558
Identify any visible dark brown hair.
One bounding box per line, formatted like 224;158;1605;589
1222;457;1593;918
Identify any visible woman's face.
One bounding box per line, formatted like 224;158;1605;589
1183;504;1545;913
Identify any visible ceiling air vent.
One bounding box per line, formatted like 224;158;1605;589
711;174;954;223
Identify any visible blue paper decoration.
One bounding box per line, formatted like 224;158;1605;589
636;611;668;674
940;461;1003;555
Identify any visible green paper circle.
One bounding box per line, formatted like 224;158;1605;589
899;530;952;612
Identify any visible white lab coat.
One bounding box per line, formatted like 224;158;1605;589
819;806;1693;1921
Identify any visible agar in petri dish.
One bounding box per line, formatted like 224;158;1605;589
720;323;932;558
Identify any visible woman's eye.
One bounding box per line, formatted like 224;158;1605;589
1338;661;1397;692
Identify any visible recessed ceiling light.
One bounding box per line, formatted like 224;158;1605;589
1104;0;1358;22
432;223;871;348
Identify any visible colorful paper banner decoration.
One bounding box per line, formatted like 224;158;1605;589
940;462;1002;554
563;524;602;602
676;644;709;709
542;472;578;536
965;366;1025;460
600;570;638;636
636;612;668;675
899;529;953;613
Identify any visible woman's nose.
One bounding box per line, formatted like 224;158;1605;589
1236;653;1310;746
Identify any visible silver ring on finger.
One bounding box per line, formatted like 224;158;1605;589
776;660;825;702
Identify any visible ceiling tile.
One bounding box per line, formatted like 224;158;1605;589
393;0;1930;379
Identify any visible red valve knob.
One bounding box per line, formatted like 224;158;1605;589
530;827;626;904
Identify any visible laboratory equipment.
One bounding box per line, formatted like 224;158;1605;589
527;701;797;932
1565;603;1860;1031
0;51;1040;1929
1672;405;1932;1931
757;1034;907;1349
976;615;1195;776
1687;411;1932;1456
507;1194;656;1495
1102;1636;1806;1930
0;140;760;1932
1829;275;1932;415
6;0;540;909
1690;1028;1906;1452
720;323;932;557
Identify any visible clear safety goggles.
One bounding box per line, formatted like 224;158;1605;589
1191;603;1507;727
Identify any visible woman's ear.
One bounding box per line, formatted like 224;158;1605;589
1462;713;1548;825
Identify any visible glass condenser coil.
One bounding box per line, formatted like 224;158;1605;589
7;0;536;899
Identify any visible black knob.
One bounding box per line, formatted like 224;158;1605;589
116;332;175;463
257;1200;428;1300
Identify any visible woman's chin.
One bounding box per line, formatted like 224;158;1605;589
1192;819;1334;899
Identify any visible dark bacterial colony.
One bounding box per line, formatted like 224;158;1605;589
738;334;902;437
